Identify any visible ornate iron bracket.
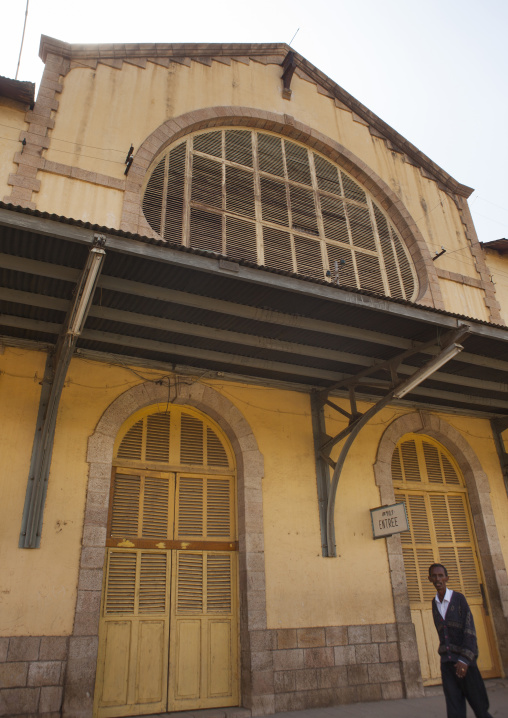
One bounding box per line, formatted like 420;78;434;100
312;325;471;556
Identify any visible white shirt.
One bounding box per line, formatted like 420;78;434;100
435;587;453;619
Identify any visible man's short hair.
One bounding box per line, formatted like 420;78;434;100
428;563;448;577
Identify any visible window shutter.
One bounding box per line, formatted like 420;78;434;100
207;554;232;613
139;552;168;613
142;158;165;235
142;476;171;538
423;442;444;484
257;134;284;177
294;235;324;280
164;144;186;244
225;129;253;167
146;412;171;462
225;217;257;263
117;419;143;460
400;440;420;482
110;474;141;537
105;551;137;614
263;226;293;273
193;130;222;158
180;413;204;464
177;477;204;537
176;552;204;613
176;476;233;540
341;173;367;204
285;141;312;186
206;427;229;467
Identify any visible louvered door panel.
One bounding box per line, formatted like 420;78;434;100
102;406;239;714
169;551;238;710
96;549;170;718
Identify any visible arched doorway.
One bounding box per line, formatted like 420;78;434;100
392;433;500;684
94;404;239;717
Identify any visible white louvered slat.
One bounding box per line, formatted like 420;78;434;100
346;204;377;252
146;412;171;463
320;195;349;244
260;176;289;227
206;427;229;467
177;552;204;613
257;133;285;177
285;141;312;186
180;414;204;465
193;130;222;158
142;476;170;538
117;419;143;460
225;165;255;218
207;478;231;538
355;250;385;294
408;494;431;543
314;155;341;195
263;226;294;273
191;155;222;208
189;208;222;254
326;243;356;288
105;551;137;614
177;476;204;537
110;474;141;537
225;216;257;263
341;173;367;204
294;235;324;280
429;494;453;542
442;455;461;485
400;440;420;482
142;158;165;236
206;554;232;613
164;144;186;244
139;552;168;613
423;442;444;484
225;130;253;167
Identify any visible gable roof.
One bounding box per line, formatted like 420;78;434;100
38;35;472;199
0;75;35;106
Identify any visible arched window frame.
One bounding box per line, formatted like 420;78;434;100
141;128;419;301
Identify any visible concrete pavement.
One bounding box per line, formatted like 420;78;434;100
267;679;508;717
148;680;508;718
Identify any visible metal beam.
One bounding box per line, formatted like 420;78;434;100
3;253;508;375
491;419;508;498
18;237;106;548
318;332;470;556
3;208;508;343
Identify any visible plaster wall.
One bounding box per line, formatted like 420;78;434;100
0;100;28;198
1;345;506;640
438;278;490;322
27;58;485;317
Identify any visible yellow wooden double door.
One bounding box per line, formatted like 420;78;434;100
392;434;500;684
94;408;239;718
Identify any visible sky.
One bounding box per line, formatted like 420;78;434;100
1;0;507;243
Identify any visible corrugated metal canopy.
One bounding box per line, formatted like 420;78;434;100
2;203;508;416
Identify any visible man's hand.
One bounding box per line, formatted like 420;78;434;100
455;661;468;678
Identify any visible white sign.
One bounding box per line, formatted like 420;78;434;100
370;502;409;540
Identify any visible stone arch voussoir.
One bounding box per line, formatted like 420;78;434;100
120;106;442;308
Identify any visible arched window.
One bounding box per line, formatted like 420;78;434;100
142;128;418;300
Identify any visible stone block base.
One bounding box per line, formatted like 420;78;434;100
0;637;68;717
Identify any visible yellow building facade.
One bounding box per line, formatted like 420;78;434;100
0;37;507;718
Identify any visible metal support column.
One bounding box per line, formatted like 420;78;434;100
19;235;106;548
491;417;508;498
312;325;470;557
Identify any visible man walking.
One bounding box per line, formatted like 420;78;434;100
429;563;493;718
